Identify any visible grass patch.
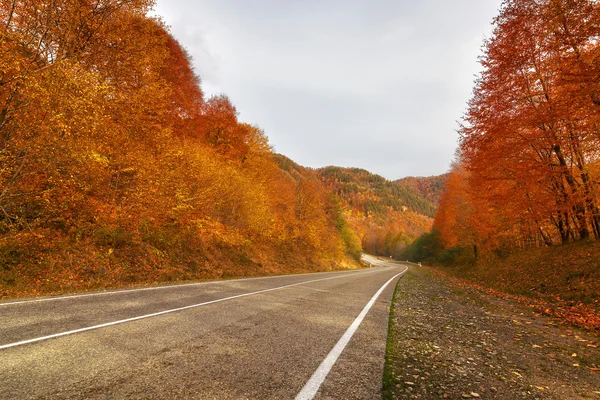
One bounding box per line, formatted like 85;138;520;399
382;269;405;399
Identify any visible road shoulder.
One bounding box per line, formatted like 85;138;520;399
385;266;600;399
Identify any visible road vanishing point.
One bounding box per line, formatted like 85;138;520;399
1;256;407;399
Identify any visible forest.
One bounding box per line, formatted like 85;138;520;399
318;166;443;258
5;0;596;311
404;0;600;326
406;0;600;261
437;0;600;253
0;0;364;296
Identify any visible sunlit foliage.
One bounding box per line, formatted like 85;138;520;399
0;1;358;295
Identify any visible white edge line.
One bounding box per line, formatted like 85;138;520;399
0;267;391;350
295;265;408;400
0;265;388;307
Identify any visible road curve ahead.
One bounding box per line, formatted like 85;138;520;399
1;257;406;399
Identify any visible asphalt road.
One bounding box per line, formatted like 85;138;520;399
1;257;407;399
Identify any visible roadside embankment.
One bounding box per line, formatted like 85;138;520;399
429;240;600;331
0;232;361;299
384;266;600;399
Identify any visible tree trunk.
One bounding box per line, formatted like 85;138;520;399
538;226;553;246
553;144;589;239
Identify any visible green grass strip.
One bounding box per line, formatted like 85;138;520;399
381;267;405;399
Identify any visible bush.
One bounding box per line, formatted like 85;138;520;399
438;245;476;267
0;239;25;270
93;226;132;248
401;229;444;262
341;224;362;260
140;222;172;251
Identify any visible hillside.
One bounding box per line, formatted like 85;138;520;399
319;167;438;218
0;1;453;298
273;154;311;182
395;174;449;206
317;166;446;258
0;6;360;298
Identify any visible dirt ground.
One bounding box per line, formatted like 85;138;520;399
385;265;600;399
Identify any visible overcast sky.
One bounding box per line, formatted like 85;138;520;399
153;0;502;180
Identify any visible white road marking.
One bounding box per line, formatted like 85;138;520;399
0;267;389;350
0;282;216;307
0;266;384;307
295;265;408;400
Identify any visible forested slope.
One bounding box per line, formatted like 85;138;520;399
395;174;449;207
318;166;446;258
403;0;600;327
0;1;359;297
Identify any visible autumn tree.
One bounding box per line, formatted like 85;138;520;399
159;31;204;138
198;95;251;162
459;0;600;248
0;0;158;230
433;164;475;251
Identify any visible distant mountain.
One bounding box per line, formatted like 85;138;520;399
318;167;438;218
395;174;449;207
316;166;446;257
271;158;448;258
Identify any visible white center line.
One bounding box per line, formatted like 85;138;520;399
0;267;384;307
295;265;408;400
0;267;388;350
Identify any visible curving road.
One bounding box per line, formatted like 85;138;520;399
1;256;406;399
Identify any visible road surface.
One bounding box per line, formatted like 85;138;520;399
1;257;406;399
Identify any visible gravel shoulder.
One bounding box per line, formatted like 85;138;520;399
385;265;600;399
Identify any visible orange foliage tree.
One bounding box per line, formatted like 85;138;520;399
455;0;600;251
